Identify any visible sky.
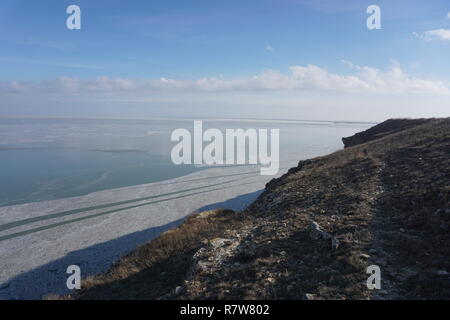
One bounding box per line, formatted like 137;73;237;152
0;0;449;121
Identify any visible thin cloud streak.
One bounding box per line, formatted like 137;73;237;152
414;29;450;41
0;57;106;70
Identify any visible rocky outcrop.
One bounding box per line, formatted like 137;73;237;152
309;221;340;250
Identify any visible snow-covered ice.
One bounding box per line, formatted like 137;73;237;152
0;164;288;299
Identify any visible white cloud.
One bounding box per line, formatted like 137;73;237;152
424;29;450;41
265;45;274;52
414;29;450;41
1;63;448;96
413;11;450;41
340;59;355;69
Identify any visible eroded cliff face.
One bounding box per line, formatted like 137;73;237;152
65;118;450;300
342;118;432;148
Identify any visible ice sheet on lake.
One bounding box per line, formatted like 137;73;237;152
0;164;289;300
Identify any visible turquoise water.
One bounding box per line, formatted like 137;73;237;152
0;118;373;206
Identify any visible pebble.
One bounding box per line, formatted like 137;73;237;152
304;293;316;300
175;286;183;295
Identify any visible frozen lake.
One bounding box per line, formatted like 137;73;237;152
0;117;373;299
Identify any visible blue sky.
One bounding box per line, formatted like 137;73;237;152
0;0;449;121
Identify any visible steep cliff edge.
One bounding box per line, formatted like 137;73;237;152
342;118;432;148
61;118;450;300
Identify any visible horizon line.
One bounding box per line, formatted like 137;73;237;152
0;115;380;125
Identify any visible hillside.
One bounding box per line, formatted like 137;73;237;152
341;118;432;148
58;118;450;300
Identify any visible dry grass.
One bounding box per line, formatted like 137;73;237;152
54;208;244;299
